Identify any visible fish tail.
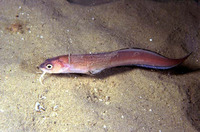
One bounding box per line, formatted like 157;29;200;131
135;52;192;69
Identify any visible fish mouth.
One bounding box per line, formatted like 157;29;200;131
37;65;47;73
39;67;48;73
38;62;48;72
38;66;53;73
36;65;46;73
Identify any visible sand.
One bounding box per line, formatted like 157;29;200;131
0;0;200;131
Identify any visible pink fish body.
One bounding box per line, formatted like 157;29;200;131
39;48;190;75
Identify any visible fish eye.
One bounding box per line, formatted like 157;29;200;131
46;64;53;69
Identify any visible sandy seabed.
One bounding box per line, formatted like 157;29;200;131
0;0;200;131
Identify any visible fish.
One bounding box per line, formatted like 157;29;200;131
39;48;190;84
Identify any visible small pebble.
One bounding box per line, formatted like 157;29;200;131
105;102;110;105
69;38;72;43
35;102;45;112
53;105;59;111
40;95;46;100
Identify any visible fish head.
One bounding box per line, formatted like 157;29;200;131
39;57;65;73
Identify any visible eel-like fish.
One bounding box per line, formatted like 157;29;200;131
39;48;190;78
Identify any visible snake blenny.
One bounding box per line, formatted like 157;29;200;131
39;48;190;84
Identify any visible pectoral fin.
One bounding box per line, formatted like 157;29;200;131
88;68;104;75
